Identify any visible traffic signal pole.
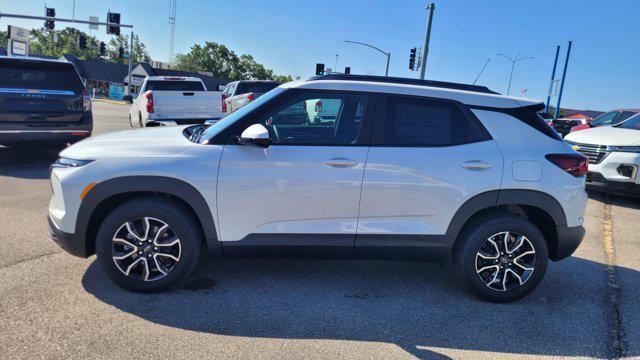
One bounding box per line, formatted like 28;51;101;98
544;46;561;116
0;12;133;29
128;32;133;96
554;41;573;120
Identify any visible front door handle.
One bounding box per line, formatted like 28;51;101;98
461;160;492;171
324;157;358;167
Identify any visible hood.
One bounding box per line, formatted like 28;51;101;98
564;126;640;146
61;126;193;159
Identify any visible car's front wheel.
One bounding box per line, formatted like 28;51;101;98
96;197;201;292
452;212;549;302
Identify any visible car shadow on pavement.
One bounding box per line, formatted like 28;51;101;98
0;146;60;179
82;255;636;359
587;189;640;210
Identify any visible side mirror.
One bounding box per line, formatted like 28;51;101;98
123;95;133;103
236;124;271;147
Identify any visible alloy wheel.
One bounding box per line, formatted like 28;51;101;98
111;217;181;281
475;231;535;291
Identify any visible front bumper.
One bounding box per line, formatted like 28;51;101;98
48;215;88;258
586;172;640;197
552;225;585;261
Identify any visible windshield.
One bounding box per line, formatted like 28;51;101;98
592;110;636;126
236;82;279;95
199;87;286;143
617;114;640;130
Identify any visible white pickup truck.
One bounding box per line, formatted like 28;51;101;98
128;76;223;127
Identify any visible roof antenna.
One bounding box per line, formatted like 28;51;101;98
473;57;491;85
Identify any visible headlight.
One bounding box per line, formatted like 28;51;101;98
51;157;94;169
610;146;640;153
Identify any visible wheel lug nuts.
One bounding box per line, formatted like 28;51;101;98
154;247;158;251
147;254;152;258
138;251;143;255
148;240;153;243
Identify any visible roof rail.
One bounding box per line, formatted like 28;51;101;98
308;74;499;95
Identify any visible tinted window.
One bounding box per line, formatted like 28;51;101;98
144;80;205;91
618;114;640;130
616;111;637;124
378;96;489;146
258;92;366;145
235;82;279;95
0;59;84;90
592;111;618;126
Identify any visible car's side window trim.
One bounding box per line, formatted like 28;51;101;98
370;93;492;148
214;89;376;147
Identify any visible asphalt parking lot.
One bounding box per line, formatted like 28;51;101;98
1;101;639;359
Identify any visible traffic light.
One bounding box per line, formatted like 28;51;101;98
344;66;351;75
44;7;55;30
99;42;106;56
118;46;124;59
78;34;87;49
107;12;121;35
315;63;325;76
409;47;417;70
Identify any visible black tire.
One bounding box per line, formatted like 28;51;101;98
452;212;549;303
95;197;202;292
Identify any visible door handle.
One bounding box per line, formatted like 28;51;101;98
324;157;358;167
461;160;492;171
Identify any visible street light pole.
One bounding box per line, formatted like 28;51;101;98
420;3;435;80
344;40;391;76
497;52;533;95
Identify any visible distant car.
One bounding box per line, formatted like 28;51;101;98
569;109;639;133
565;113;640;197
222;80;279;114
128;76;223;127
550;118;583;137
0;56;92;148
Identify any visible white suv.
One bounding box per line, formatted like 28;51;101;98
565;113;640;197
48;75;588;302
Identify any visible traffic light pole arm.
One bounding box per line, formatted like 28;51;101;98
344;40;391;76
0;12;133;28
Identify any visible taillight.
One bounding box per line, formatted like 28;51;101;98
549;121;554;127
82;89;91;112
315;100;322;113
545;154;588;177
221;93;227;113
146;92;154;113
246;93;254;102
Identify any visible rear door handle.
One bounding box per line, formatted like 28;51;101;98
324;157;358;167
461;160;492;171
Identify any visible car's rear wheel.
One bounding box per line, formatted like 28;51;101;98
96;197;201;292
452;212;549;302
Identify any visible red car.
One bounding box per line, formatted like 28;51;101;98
570;109;640;133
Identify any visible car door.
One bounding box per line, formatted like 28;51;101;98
355;94;503;260
217;90;374;256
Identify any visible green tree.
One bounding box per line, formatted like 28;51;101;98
541;106;566;119
0;30;7;49
25;27;100;59
107;33;150;64
174;41;294;82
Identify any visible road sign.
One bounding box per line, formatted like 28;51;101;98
89;16;99;30
11;41;27;55
7;25;30;42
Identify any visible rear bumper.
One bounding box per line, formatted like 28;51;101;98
0;120;93;146
48;215;88;258
552;225;585;261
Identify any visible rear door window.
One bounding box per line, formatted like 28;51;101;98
373;96;491;146
0;59;84;91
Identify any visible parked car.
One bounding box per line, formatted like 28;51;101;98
550;118;583;137
569;109;640;133
48;74;587;302
565;113;640;197
222;80;279;114
127;76;223;127
0;57;92;148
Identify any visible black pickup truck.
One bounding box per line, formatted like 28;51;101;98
0;57;92;148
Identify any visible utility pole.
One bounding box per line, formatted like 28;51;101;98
554;41;572;120
419;2;435;80
334;53;338;71
168;0;177;65
497;52;533;95
544;45;560;116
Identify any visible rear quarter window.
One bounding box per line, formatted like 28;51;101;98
0;59;84;91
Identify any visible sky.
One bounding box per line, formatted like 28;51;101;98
1;0;639;111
